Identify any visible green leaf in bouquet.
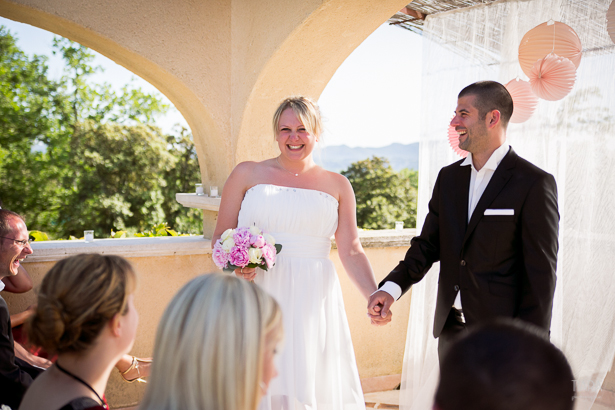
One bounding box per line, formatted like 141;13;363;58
274;244;282;254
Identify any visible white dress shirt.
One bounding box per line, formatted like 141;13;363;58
378;142;511;307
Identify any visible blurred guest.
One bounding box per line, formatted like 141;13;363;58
434;320;574;410
0;210;44;409
19;254;138;410
138;273;283;410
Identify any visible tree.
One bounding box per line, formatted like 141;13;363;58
0;28;202;238
0;27;66;232
341;156;417;230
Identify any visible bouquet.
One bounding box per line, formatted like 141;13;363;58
212;225;282;272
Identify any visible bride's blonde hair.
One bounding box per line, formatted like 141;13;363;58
272;96;323;140
138;274;283;410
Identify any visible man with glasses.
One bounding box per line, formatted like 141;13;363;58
0;209;45;409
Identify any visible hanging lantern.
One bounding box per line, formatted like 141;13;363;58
528;54;576;101
447;119;469;158
519;21;582;77
607;0;615;44
505;79;539;123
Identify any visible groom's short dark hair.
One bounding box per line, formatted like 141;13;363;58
434;319;574;410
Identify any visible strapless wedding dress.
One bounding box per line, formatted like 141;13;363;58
238;184;365;410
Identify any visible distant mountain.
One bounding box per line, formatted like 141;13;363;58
315;142;419;173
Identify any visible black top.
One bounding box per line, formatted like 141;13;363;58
58;397;106;410
0;294;38;409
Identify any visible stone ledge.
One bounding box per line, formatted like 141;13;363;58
25;236;212;263
176;193;221;211
332;229;416;249
22;229;415;263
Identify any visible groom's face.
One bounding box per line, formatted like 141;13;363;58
451;94;490;154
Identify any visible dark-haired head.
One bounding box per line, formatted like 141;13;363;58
435;319;574;410
458;81;514;129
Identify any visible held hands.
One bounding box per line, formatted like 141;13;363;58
235;267;257;281
367;290;394;326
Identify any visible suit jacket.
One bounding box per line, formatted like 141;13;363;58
0;294;36;409
382;147;559;338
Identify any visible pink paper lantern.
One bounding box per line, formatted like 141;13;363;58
519;21;582;77
528;54;576;101
447;118;469;158
607;0;615;44
505;79;539;123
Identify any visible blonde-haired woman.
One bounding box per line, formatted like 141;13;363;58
19;254;138;410
138;273;283;410
213;96;378;409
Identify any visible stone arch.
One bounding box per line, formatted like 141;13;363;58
0;0;227;186
234;0;410;162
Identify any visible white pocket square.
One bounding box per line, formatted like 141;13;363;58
484;209;514;216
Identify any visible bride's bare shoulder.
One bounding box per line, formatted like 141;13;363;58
233;159;275;175
317;169;354;201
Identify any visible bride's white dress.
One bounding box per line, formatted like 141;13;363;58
238;184;366;410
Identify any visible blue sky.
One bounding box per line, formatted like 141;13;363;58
0;17;422;148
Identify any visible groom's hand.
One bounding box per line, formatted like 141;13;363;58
367;290;394;326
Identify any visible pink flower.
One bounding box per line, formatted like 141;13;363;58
212;244;230;269
250;234;266;248
233;228;251;247
261;243;277;269
229;245;250;268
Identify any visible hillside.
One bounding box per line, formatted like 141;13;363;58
315;142;419;173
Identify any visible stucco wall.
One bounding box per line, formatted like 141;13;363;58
5;234;411;408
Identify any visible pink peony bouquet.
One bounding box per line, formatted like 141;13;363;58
212;225;282;272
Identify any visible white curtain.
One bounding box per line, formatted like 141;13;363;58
400;1;615;409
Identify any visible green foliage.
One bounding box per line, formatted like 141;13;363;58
27;225;192;241
341;156;418;230
28;230;49;242
134;223;180;237
0;28;202;239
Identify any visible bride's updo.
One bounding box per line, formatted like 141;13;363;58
272;96;323;140
27;254;137;354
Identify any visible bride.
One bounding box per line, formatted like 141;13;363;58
213;96;384;409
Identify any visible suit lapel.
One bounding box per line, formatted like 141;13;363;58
462;147;517;246
455;163;471;235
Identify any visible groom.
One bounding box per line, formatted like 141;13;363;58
367;81;559;358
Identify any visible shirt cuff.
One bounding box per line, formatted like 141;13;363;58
374;281;402;301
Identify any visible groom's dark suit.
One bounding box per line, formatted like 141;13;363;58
381;146;559;339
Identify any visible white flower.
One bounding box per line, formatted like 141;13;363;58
248;247;263;264
249;225;262;236
222;237;235;252
221;228;235;242
263;233;275;246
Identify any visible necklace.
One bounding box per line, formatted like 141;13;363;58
276;157;300;177
55;361;107;409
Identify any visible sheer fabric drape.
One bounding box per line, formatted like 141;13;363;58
400;1;615;409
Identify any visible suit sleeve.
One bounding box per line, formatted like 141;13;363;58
518;173;559;331
379;170;443;297
0;300;33;408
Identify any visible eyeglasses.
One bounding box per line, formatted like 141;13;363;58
0;236;31;247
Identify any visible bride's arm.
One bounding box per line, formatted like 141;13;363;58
212;162;254;246
334;175;378;300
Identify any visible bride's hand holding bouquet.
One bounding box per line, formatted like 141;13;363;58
212;225;282;281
